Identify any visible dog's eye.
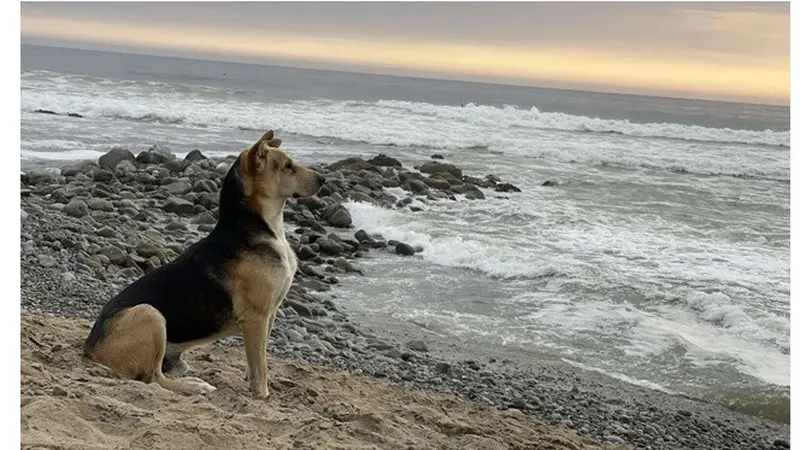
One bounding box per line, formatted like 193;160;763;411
285;161;293;170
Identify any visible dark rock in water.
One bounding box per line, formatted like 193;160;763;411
367;154;402;167
317;239;344;256
395;242;416;256
297;195;326;212
62;200;89;218
495;182;521;193
162;197;195;215
98;147;135;170
67;112;83;118
34;109;57;115
184;149;207;162
353;229;373;243
297;245;318;261
464;190;485;200
348;192;374;204
407;179;429;194
423;177;450;190
323;204;352;228
333;258;363;275
406;339;429;352
418;162;463;179
327;157;373;172
542;179;559;187
431;153;444;160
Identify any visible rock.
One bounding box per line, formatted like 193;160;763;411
192;180;216;194
97;246;128;266
395;242;416;256
542;179;559;187
136;149;171;165
87;198;114;212
418;162;463;179
327;157;373;172
165;180;192;195
92;169;114;182
431;154;444;160
67;112;82;118
52;386;69;397
354;229;373;243
285;329;305;342
34;109;57;115
435;362;453;376
773;439;790;448
406;339;428;352
62;200;89;218
38;254;57;268
162;197;195;215
423;177;450;190
317;239;344;256
191;211;217;225
96;227;116;238
184;149;207;162
367;154;402;167
135;243;165;261
464;190;485;200
324;204;352;228
297;246;318;261
98;147;135;170
407;180;429;194
495;182;521;193
333;258;363;275
115;160;137;174
21;209;28;221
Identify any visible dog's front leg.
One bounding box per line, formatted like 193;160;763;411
241;317;269;398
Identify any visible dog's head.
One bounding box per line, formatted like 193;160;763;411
239;130;325;200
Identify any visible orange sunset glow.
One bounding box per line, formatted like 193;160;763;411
21;2;789;105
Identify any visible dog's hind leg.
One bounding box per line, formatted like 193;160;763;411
162;345;190;377
86;304;215;395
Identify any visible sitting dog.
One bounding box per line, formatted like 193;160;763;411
83;130;325;397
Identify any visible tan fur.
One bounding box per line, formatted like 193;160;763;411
85;130;321;398
87;305;216;395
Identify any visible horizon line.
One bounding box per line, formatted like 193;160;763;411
21;41;789;109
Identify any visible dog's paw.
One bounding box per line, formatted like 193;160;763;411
249;386;269;400
183;377;217;394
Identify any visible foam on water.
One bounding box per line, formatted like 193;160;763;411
344;200;566;280
21;71;789;180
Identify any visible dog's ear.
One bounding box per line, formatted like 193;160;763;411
261;130;275;142
266;138;282;148
247;142;270;174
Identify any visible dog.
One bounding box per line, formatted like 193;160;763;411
83;130;325;398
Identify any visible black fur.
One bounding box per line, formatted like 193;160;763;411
84;157;285;357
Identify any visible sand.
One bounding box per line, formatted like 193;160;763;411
20;314;618;450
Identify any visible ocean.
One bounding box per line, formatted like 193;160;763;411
20;44;790;421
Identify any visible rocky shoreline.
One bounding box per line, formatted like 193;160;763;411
20;145;790;450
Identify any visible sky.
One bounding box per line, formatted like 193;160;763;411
20;2;790;105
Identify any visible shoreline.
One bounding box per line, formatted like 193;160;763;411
20;145;790;449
